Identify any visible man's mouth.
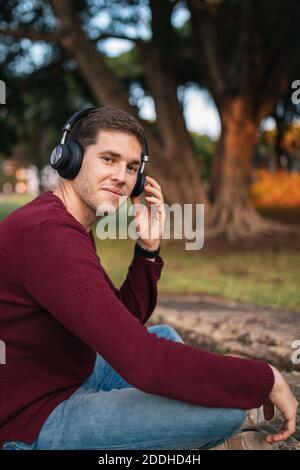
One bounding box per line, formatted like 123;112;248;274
102;188;123;197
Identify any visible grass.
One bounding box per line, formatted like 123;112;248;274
1;194;299;312
0;194;33;220
96;236;300;312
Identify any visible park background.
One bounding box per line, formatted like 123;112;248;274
1;0;300;449
1;0;300;311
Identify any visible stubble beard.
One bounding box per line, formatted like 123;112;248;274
73;174;121;217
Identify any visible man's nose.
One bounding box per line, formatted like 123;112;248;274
111;164;127;183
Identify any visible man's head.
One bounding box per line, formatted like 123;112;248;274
65;106;145;215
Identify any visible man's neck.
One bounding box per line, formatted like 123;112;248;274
52;183;96;233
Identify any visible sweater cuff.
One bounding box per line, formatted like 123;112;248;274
246;360;275;408
133;251;164;280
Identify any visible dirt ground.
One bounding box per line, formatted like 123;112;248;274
147;291;300;449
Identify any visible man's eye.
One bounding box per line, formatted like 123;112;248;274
102;156;113;163
127;166;138;173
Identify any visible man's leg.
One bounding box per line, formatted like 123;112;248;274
29;324;245;450
32;384;245;450
1;325;185;450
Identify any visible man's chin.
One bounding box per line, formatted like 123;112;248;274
95;201;119;217
94;193;128;216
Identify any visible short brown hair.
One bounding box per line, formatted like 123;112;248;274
68;106;145;151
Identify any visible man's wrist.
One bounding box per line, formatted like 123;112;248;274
134;242;161;259
268;364;285;394
136;240;160;252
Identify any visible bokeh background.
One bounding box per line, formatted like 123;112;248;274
1;0;300;311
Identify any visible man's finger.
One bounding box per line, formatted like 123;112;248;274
266;417;296;443
144;185;162;199
145;176;161;191
145;196;162;205
286;416;297;436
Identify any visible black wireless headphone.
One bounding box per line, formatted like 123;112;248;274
50;107;149;197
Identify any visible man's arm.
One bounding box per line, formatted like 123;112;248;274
25;220;275;411
108;173;165;323
100;249;164;325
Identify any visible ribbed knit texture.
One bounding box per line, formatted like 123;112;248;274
0;191;275;447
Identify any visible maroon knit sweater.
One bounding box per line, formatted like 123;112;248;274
0;191;274;447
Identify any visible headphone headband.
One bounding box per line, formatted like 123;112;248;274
60;107;97;144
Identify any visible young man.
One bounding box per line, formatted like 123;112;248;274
0;107;297;450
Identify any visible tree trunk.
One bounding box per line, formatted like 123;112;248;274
139;42;207;207
206;97;291;240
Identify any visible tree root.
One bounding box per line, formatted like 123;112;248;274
205;203;300;242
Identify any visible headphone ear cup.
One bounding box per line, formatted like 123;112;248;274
50;144;70;171
57;141;83;179
131;172;145;197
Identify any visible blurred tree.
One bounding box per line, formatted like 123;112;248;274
187;0;300;238
190;132;216;183
0;0;207;207
0;42;94;190
1;0;300;239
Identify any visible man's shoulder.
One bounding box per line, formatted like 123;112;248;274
0;191;87;245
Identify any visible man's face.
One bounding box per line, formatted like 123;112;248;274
72;129;142;216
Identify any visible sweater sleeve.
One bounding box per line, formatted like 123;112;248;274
89;228;163;324
25;220;274;410
100;253;164;325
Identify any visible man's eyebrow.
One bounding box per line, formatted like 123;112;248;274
98;150;141;166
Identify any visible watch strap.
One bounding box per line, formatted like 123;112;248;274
134;243;161;259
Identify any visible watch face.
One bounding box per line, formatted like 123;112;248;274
50;146;62;166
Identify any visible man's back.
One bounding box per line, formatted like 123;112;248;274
0;192;97;446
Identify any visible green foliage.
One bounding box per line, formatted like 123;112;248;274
190;132;216;182
105;47;142;81
0;54;96;166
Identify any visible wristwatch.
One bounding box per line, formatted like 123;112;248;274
134;242;161;259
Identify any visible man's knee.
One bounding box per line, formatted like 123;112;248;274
198;408;246;450
148;324;184;344
222;408;246;439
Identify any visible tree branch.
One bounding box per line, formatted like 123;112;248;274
49;0;132;112
0;27;61;44
231;0;264;94
187;0;226;104
257;49;298;120
257;9;300;120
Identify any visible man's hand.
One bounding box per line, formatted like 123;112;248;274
130;175;166;251
264;364;298;444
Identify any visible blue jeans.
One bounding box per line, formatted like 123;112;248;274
2;324;246;450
